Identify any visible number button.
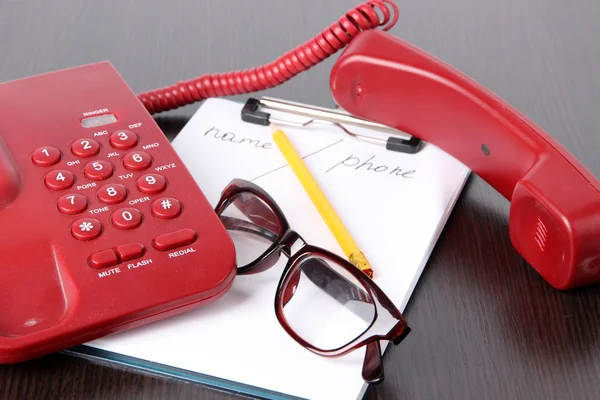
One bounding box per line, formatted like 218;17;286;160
109;130;138;150
84;160;114;181
123;151;152;171
97;184;128;204
71;218;102;241
151;197;181;219
71;138;100;158
57;193;88;215
32;146;61;167
136;174;167;194
44;170;75;190
111;208;143;230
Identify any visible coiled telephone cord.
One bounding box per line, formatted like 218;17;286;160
137;0;399;114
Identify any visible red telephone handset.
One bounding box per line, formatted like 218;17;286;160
329;30;600;290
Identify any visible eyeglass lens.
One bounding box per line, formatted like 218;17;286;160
219;192;283;268
281;257;376;351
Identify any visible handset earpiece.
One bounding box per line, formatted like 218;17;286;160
329;30;600;289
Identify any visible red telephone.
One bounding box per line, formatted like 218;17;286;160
0;62;236;363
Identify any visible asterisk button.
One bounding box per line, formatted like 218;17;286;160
71;218;102;240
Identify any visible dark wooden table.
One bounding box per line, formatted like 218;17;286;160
2;0;600;399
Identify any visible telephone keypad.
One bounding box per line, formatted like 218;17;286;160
111;208;143;230
97;183;128;204
32;146;61;167
83;160;114;181
40;130;185;253
151;197;181;219
136;174;167;194
109;130;138;150
71;138;101;158
45;169;75;190
57;193;88;215
71;217;103;241
123;151;152;171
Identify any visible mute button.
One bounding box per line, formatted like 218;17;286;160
89;249;119;270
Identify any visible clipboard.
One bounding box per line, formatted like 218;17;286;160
241;97;424;154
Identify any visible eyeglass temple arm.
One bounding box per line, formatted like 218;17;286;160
363;341;384;384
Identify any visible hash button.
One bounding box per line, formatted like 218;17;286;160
151;197;181;219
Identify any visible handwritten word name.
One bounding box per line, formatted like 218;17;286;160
326;155;416;177
204;127;271;149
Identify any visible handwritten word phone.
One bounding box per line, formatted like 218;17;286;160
0;62;236;363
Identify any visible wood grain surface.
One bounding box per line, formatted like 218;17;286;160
1;0;600;399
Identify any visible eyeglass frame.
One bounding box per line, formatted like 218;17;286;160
214;178;411;383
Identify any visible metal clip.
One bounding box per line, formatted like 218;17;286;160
241;97;423;154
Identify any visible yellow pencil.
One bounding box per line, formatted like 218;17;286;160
271;125;374;278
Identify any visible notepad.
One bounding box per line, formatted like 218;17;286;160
76;98;470;400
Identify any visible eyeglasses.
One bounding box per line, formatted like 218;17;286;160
214;179;411;383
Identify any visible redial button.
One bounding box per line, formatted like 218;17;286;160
153;229;197;252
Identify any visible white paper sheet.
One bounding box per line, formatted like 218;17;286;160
84;99;470;400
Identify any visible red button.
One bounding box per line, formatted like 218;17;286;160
111;208;143;230
44;170;75;190
151;197;181;219
84;160;114;181
71;218;102;241
123;151;152;171
71;138;100;158
116;243;145;262
97;184;128;204
89;249;119;269
110;130;138;150
32;146;61;167
153;229;197;251
57;193;88;215
136;174;167;194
